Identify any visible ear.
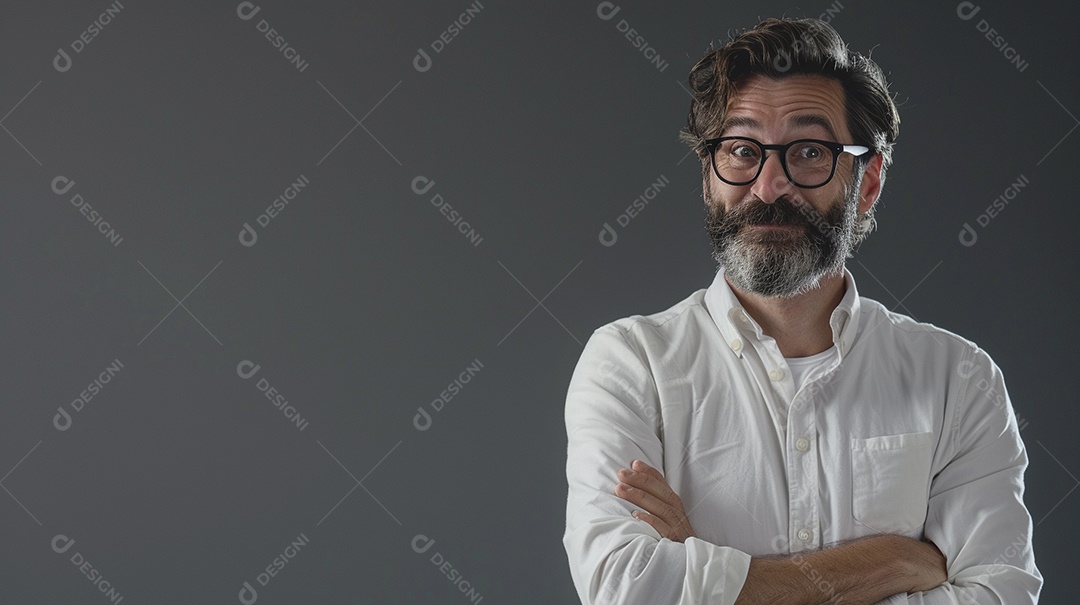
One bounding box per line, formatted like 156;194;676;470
857;153;884;215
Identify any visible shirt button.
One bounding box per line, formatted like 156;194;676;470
768;368;784;381
730;338;743;352
797;528;812;542
795;437;810;452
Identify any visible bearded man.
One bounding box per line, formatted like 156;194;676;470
563;17;1041;605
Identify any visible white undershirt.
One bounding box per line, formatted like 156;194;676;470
785;344;838;393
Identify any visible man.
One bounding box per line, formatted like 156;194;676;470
563;17;1041;604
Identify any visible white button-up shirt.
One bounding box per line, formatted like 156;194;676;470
563;266;1041;604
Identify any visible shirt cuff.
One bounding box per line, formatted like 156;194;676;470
685;536;753;605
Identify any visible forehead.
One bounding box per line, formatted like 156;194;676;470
723;74;849;140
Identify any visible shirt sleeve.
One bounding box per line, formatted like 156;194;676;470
890;346;1043;603
563;325;752;605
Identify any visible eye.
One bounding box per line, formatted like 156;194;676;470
797;145;823;160
792;142;830;162
730;144;759;158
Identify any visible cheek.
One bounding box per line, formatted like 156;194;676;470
701;165;715;197
806;180;851;210
803;199;835;219
705;174;748;208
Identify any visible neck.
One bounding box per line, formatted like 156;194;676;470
727;271;846;358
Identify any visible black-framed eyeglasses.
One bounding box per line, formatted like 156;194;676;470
704;136;870;189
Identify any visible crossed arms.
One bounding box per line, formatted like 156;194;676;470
563;327;1042;604
615;459;947;604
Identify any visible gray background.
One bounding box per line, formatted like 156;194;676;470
2;1;1077;603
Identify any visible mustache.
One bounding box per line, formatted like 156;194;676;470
726;196;814;226
707;195;844;249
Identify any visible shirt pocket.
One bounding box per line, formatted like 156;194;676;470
850;431;933;536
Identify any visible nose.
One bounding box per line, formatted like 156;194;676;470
750;152;794;203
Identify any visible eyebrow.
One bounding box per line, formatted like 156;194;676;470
719;114;841;141
719;116;761;133
790;114;839;141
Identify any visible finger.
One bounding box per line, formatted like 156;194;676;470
617;469;666;501
643;506;692;543
631;459;666;482
627;461;673;497
671;513;696;541
615;482;683;527
631;510;675;540
620;463;696;541
618;468;681;506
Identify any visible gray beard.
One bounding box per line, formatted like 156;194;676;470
706;182;860;298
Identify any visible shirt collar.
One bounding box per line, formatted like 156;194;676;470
703;265;862;360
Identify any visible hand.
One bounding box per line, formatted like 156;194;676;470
614;459;697;542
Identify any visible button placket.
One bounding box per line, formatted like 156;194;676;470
787;389;820;551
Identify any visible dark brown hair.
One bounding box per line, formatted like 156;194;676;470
683;18;900;239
